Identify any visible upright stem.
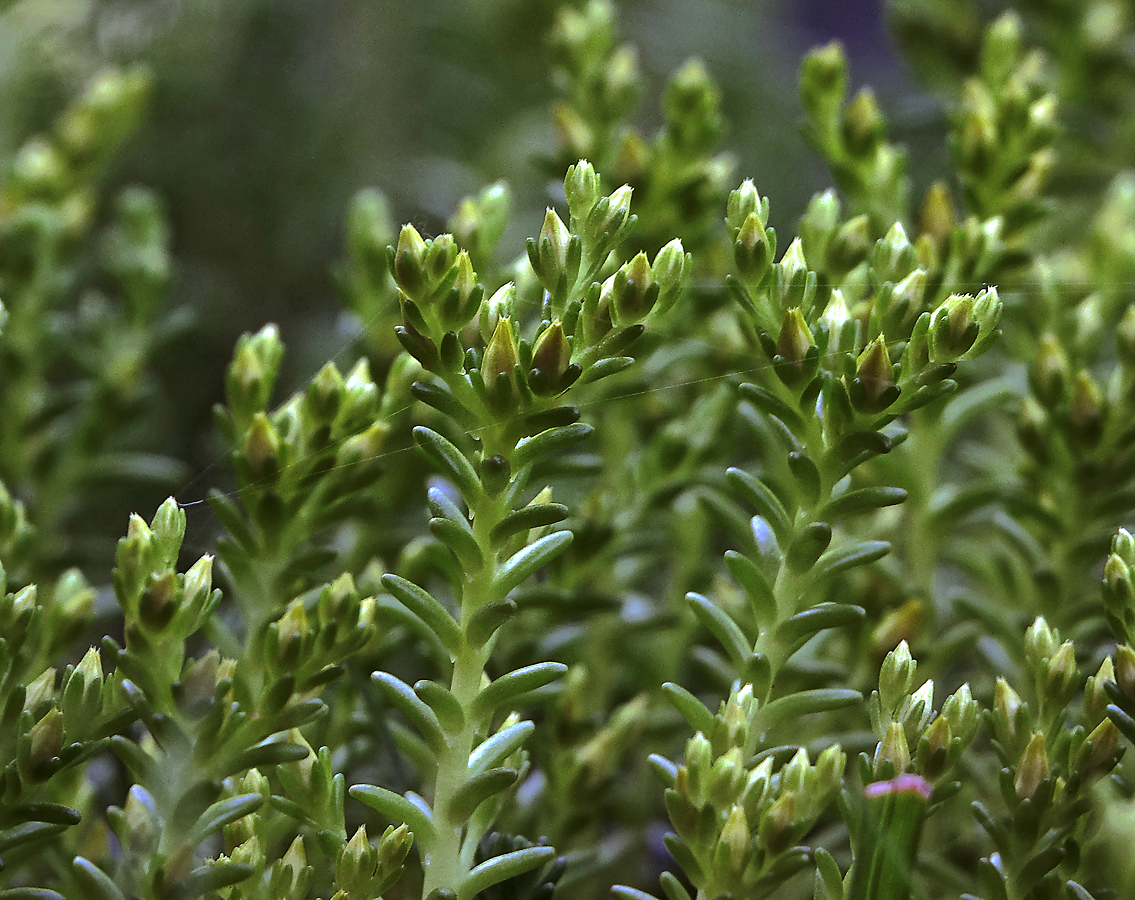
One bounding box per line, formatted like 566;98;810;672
421;431;512;900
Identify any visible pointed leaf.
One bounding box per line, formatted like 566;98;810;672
414;680;465;733
430;517;484;571
775;603;865;651
182;861;255;898
821;487;907;522
725;550;776;629
467;599;517;646
578;356;634;385
737;383;806;434
761;689;861;728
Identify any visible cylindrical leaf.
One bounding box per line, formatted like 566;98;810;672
491;531;573;597
473;663;567;721
372;672;446;752
350;783;436;845
462;846;556;898
446;767;518;822
382;574;460;653
412;427;482;500
469;721;536;777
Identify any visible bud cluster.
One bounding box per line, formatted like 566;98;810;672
660;684;845;898
390;162;686;427
3;67;149;241
261;574;377;691
216;325;392;560
799;41;909;230
952;14;1057;227
112;499;217;650
866;642;980;784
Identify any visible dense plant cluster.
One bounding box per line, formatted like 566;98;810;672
0;2;1134;900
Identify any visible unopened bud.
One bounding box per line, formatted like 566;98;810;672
843;87;885;156
874;722;911;778
1014;732;1050;800
853;336;899;411
392;225;429;301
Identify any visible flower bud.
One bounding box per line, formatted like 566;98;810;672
653;239;689;314
1024;616;1058;669
734;212;773;281
941;683;979;746
1040;641;1078;708
714;805;751;879
305;362;345;426
588;185;633;250
1014;732;1050;800
1030;335;1070;408
183;555;215;614
800;42;847;114
905;680;935;734
24;668;56;713
727;180;763;233
992;678;1025;750
1068;370;1105;447
336;825;375;892
843;86;885;156
872;223;914;285
227;325;284;425
482;317;520;400
776;308;814;370
814;745;846;795
150;497;186;568
930;294;978;361
12;139;68;197
274;600;311;670
611;252;659;324
915;715;951;779
29;707;64;769
879;641;917;717
531;208;577;294
829;215;872;274
853;336;899;411
1078;719;1121;781
480;282;516;342
530;321;572;394
243;412;281;481
758;791;798;855
918;182;956;248
565;160;601;224
874;722;911;778
393;224;429;301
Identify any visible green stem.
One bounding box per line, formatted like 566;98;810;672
421;429;511;900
